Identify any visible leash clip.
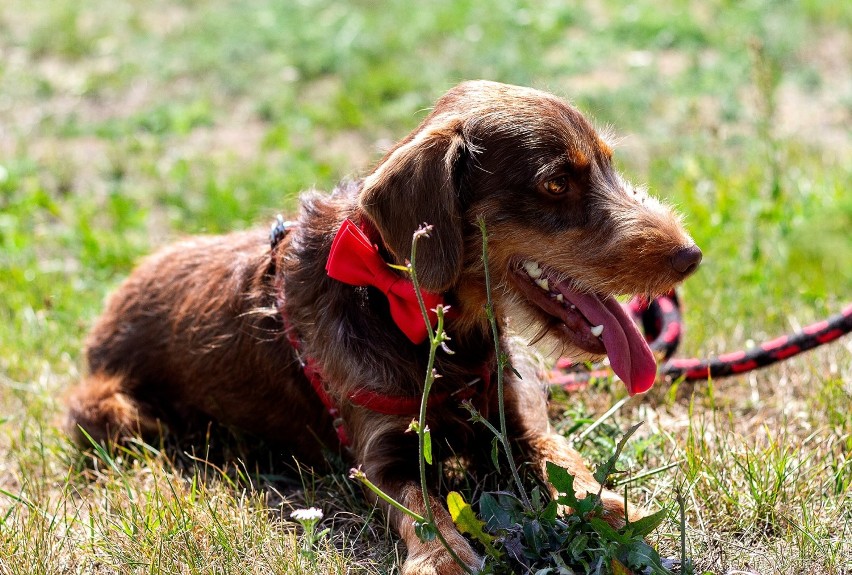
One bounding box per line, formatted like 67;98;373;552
270;214;296;249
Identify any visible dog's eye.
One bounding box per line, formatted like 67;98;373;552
540;176;568;196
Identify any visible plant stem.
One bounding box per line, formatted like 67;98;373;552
408;229;438;523
676;487;688;574
461;403;502;439
409;229;474;575
409;232;436;345
574;396;630;444
352;473;426;523
478;217;530;508
614;461;683;487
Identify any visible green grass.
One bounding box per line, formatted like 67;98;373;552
1;0;850;573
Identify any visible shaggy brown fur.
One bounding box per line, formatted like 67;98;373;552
66;81;700;574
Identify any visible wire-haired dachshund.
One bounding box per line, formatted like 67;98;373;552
67;80;701;574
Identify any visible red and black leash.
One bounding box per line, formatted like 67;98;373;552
549;292;852;390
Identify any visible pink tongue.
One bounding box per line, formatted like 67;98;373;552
556;285;657;394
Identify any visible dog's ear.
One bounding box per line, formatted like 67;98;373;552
358;118;467;293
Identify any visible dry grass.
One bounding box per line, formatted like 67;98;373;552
1;0;850;573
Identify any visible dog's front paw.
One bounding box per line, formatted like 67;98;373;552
599;489;643;528
401;548;481;575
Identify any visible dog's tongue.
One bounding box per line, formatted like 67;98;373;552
555;283;657;395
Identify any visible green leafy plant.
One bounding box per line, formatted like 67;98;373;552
454;443;673;574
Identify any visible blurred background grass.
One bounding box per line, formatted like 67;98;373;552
0;1;850;573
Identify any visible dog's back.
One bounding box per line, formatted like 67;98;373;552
66;229;336;461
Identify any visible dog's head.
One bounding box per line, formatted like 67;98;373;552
358;81;700;393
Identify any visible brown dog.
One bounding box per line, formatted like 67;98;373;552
66;81;700;574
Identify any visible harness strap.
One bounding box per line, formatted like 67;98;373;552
348;369;491;416
281;304;492;447
272;216;350;444
280;309;350;445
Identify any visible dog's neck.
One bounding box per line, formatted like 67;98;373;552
277;185;495;388
271;187;497;442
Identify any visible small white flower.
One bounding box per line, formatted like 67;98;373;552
291;507;323;522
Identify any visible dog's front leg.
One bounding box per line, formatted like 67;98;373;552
504;363;642;528
351;417;481;575
393;483;482;575
523;431;642;528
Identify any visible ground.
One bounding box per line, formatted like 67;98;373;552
0;1;850;573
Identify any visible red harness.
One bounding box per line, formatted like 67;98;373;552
272;216;492;447
280;313;491;447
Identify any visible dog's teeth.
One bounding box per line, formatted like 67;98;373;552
570;304;576;310
556;294;563;302
523;260;542;279
535;278;549;291
590;325;604;337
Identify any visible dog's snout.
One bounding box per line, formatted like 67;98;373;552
671;244;702;276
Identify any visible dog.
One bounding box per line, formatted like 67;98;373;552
66;80;701;574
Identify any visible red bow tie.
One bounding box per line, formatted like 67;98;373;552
325;219;442;344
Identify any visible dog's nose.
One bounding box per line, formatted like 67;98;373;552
671;244;702;276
